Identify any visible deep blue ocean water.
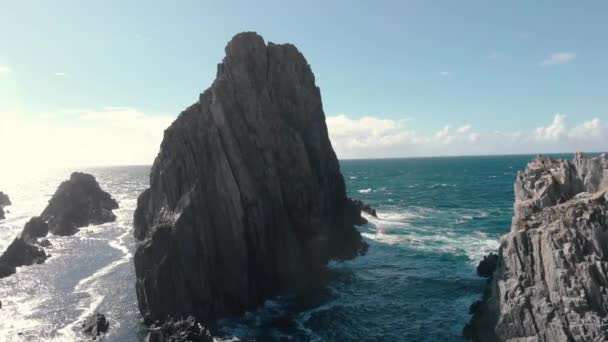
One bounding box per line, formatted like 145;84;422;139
0;154;578;341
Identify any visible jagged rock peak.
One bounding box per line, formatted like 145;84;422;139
41;172;119;236
134;32;366;324
465;153;608;342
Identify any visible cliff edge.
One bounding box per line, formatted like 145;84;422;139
466;153;608;341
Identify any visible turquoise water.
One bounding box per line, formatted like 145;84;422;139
0;154;579;341
216;155;574;341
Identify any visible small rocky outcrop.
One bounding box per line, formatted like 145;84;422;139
0;191;10;220
351;199;378;218
81;313;110;338
0;236;47;278
465;153;608;341
476;252;498;278
134;32;366;324
41;172;119;236
145;317;212;342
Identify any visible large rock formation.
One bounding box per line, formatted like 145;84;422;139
41;172;119;236
465;153;608;341
0;191;10;220
134;32;366;324
0;236;47;278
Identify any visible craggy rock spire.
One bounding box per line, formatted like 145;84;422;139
133;32;366;323
465;153;608;341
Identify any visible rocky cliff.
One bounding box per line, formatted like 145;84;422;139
134;32;367;324
465;153;608;341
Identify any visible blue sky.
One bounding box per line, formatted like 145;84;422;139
1;1;607;167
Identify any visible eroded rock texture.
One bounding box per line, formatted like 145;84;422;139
466;153;608;341
41;172;118;236
145;316;213;342
134;32;366;323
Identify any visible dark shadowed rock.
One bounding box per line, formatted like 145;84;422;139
145;316;212;342
476;252;498;278
134;32;366;323
0;236;47;278
81;313;109;337
466;153;608;341
0;191;10;220
41;172;119;236
22;216;49;240
351;199;378;218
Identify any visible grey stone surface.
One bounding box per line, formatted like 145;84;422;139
41;172;118;236
134;32;366;323
0;191;10;220
466;153;608;341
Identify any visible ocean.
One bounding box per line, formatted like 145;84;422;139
0;154;572;341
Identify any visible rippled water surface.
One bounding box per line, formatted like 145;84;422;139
0;155;572;341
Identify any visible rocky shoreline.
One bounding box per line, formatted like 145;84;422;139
0;172;119;279
465;153;608;341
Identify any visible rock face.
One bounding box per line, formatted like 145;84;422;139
81;313;110;337
134;32;366;323
41;172;119;236
0;191;10;220
466;153;608;341
145;316;213;342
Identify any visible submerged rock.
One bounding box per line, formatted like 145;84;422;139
0;191;10;220
466;153;608;341
134;32;366;323
41;172;119;236
81;313;110;337
145;316;212;342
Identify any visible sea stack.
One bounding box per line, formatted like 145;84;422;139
465;153;608;341
134;32;367;323
41;172;119;236
0;191;11;220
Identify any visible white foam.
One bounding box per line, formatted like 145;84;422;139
357;188;372;193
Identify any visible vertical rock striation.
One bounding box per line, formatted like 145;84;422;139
466;153;608;341
133;32;366;323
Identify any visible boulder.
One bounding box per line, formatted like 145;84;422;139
41;172;119;236
81;313;110;337
465;153;608;341
134;32;366;323
145;316;212;342
351;199;378;218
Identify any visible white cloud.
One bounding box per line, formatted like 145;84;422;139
54;72;67;77
0;65;12;74
457;124;472;134
326;113;607;159
440;71;450;76
540;52;576;66
0;107;174;178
